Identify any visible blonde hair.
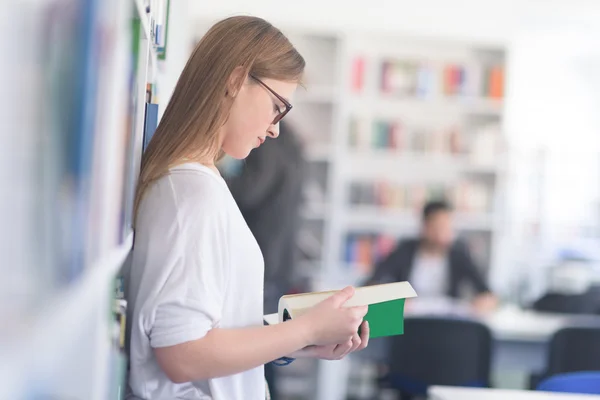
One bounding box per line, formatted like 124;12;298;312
134;16;305;221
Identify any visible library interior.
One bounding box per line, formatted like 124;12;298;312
3;1;600;400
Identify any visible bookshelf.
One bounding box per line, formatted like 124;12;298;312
333;35;506;288
0;1;167;399
310;33;508;400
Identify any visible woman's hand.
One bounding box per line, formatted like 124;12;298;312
293;286;369;346
291;320;370;361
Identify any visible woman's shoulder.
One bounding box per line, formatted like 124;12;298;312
167;163;228;204
139;163;231;224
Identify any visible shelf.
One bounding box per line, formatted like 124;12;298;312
348;150;467;162
344;151;501;180
0;231;134;400
344;207;495;231
351;96;503;117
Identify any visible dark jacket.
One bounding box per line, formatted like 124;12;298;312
226;123;306;314
365;238;490;298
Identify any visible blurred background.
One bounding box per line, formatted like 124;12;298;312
2;1;600;399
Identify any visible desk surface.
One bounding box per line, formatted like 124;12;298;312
407;299;600;343
429;386;600;399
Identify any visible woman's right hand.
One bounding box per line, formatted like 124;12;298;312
296;286;369;346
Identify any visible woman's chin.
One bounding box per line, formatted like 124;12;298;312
222;147;253;160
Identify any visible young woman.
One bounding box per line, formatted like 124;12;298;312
126;16;370;400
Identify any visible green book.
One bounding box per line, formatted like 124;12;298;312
263;282;417;339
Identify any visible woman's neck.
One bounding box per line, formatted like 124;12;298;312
181;156;222;177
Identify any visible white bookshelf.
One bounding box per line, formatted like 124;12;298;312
311;33;508;400
335;34;506;282
0;1;166;399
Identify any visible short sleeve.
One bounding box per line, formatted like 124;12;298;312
145;174;230;348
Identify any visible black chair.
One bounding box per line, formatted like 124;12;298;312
530;326;600;388
382;317;492;398
532;286;600;315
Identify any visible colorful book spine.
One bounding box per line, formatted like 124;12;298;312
489;66;504;99
351;56;365;93
344;233;399;271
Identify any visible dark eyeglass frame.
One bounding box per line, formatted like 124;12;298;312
250;74;293;125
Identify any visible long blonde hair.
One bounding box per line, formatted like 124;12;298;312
134;16;305;221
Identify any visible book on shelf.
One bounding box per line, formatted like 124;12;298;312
348;180;493;216
349;182;455;211
378;58;504;100
345;233;398;272
489;66;504;99
143;103;159;151
112;297;128;400
263;282;417;339
351;56;365;93
349;117;466;155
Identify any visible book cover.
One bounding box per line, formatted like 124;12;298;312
264;282;418;339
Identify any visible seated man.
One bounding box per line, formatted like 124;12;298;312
365;200;497;312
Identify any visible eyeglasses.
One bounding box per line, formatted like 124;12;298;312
250;75;293;125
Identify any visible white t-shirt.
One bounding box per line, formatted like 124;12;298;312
409;252;448;298
126;163;266;400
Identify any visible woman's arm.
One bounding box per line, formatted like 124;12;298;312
154;318;311;383
154;286;368;383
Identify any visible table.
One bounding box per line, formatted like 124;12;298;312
429;385;600;399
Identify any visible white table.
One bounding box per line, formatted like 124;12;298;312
429;385;600;399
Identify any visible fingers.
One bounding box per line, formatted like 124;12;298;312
356;320;370;351
351;305;369;319
332;337;353;359
349;332;362;353
330;286;355;307
338;328;366;359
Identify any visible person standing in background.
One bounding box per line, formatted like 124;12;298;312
224;120;306;399
365;200;498;312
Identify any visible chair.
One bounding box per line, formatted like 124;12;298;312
532;286;600;315
530;326;600;388
537;371;600;394
546;327;600;374
382;317;492;398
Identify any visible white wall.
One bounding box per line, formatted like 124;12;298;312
190;0;600;45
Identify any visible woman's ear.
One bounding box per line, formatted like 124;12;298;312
226;66;246;98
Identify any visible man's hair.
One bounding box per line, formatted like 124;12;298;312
422;199;452;221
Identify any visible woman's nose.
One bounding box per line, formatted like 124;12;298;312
268;123;280;138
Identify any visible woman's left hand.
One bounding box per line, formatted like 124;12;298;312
289;320;370;361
